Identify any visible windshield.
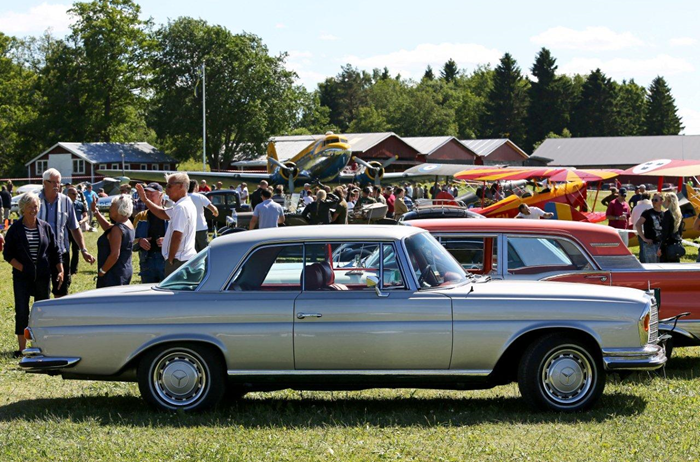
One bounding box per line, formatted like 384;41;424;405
404;232;470;288
158;250;208;291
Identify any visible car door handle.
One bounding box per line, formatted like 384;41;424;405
297;312;323;319
584;275;608;282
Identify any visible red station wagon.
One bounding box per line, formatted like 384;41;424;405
409;218;699;357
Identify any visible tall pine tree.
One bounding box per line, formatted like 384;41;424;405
482;53;529;147
570;68;617;137
614;79;647;136
645;76;683;135
526;48;572;150
440;59;458;83
423;65;435;81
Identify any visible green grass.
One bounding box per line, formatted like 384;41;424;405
1;230;700;461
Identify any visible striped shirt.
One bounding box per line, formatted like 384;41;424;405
24;226;39;263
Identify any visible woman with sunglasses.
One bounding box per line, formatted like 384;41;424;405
635;193;664;263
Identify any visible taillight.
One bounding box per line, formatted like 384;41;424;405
24;327;34;341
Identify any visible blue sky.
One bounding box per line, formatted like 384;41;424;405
2;0;699;134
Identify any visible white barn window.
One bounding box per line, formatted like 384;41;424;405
73;159;85;174
36;160;48;175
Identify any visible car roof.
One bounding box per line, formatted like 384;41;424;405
210;224;424;249
408;218;632;257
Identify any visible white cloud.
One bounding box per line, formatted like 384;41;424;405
669;37;697;47
559;55;694;79
531;26;644;51
0;2;72;35
284;50;326;88
319;34;339;41
275;23;286;29
343;42;502;79
679;108;700;135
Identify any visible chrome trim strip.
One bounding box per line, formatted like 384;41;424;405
19;355;81;370
227;369;491;377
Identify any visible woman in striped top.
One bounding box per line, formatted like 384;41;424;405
3;192;63;357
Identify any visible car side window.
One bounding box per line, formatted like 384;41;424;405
506;236;593;276
382;244;405;289
210;195;225;206
438;236;497;275
227;244;303;291
304;242;386;291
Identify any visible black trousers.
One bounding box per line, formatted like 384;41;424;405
13;275;50;335
51;252;72;297
68;230;79;275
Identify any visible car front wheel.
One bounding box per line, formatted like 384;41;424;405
137;343;226;412
518;334;605;412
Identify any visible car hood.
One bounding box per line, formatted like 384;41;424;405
33;284;162;306
443;279;650;305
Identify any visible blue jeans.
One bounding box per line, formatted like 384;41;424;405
643;242;660;263
638;239;646;263
139;252;165;283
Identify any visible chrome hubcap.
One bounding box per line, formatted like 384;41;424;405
152;350;208;407
541;347;593;405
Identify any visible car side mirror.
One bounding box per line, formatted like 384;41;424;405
366;275;388;298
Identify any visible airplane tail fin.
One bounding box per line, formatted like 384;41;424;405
266;141;279;174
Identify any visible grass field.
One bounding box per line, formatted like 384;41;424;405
1;225;700;461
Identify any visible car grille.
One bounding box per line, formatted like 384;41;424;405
649;301;659;343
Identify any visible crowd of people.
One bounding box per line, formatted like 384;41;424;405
604;185;686;263
0;169;226;356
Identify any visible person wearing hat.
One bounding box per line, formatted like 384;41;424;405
606;187;631;230
131;182;167;283
629;184;647;209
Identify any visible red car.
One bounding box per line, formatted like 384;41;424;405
409;218;697;356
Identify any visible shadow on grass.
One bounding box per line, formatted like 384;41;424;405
0;392;646;428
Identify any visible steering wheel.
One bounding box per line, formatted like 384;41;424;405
418;264;437;287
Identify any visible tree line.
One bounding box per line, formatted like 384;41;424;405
0;0;684;177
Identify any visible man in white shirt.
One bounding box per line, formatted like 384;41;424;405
236;182;249;204
515;203;553;219
136;172;197;277
188;180;219;252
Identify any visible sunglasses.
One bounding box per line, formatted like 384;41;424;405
652;197;662;202
165;182;182;189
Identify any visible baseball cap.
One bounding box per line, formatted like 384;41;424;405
144;182;163;192
619;188;627;195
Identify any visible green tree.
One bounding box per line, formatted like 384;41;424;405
67;0;153;142
570;68;617;137
482;53;529;147
318;64;372;131
645;76;683;135
150;18;299;168
614;79;647;136
393;83;457;136
440;59;459;83
423;65;435;81
290;87;335;135
0;33;42;176
348;106;390;133
526;48;572;150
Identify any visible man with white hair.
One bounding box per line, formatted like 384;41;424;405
38;168;95;297
136;172;197;276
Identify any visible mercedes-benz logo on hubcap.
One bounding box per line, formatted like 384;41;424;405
172;370;188;387
560;368;575;385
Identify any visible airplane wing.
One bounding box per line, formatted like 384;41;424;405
97;168;313;187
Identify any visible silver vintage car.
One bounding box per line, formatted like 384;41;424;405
20;225;665;412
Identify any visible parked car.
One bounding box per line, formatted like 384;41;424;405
10;184;43;214
400;199;485;222
20;225;664;412
204;189;251;229
409;218;697;356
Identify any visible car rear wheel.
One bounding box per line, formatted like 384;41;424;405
137;343;226;412
518;334;605;412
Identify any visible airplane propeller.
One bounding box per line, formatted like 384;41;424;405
354;155;398;187
268;157;300;193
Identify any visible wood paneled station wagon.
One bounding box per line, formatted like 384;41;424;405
21;225;664;412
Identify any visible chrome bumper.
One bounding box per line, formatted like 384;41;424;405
602;343;666;371
19;348;81;371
